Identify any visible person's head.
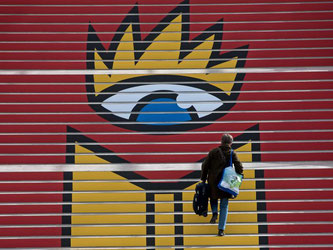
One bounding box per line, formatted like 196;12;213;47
221;133;233;146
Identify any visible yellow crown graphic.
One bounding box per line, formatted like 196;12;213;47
86;2;248;94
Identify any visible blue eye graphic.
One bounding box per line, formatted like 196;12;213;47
89;75;239;132
136;97;192;125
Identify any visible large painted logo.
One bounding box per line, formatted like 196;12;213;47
64;2;262;247
85;3;248;132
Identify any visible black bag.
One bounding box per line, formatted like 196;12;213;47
193;182;210;217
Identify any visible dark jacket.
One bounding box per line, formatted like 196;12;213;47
201;145;243;199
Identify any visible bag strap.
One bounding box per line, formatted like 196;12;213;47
229;149;233;167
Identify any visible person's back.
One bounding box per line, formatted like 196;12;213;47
200;133;243;236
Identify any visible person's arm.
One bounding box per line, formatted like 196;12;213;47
201;150;211;182
233;151;243;175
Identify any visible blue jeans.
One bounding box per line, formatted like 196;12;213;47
210;198;229;230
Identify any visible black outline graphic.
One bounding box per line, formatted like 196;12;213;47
64;124;263;248
86;0;249;132
61;172;72;247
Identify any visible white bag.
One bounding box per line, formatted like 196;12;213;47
217;149;243;197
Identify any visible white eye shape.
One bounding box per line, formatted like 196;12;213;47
101;84;223;120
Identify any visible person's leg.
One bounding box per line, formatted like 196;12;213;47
210;198;218;223
218;198;229;235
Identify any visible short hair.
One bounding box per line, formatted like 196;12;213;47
221;133;233;145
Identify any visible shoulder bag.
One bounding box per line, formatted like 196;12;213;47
217;149;243;197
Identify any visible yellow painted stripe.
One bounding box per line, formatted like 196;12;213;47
227;213;259;223
71;226;146;236
69;224;258;236
155;194;175;212
155;214;175;224
71;236;260;247
71;215;146;224
155;203;174;212
240;180;256;189
183;213;258;223
230;202;257;211
155;194;174;201
155;236;176;246
235;143;253;162
184;225;259;235
71;193;146;202
73;171;143;191
155;225;175;235
70;222;258;242
244;169;256;179
73;170;255;180
69;212;260;225
71;204;146;213
71;237;146;247
184;236;259;246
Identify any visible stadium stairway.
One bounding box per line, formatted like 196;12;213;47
0;163;332;249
